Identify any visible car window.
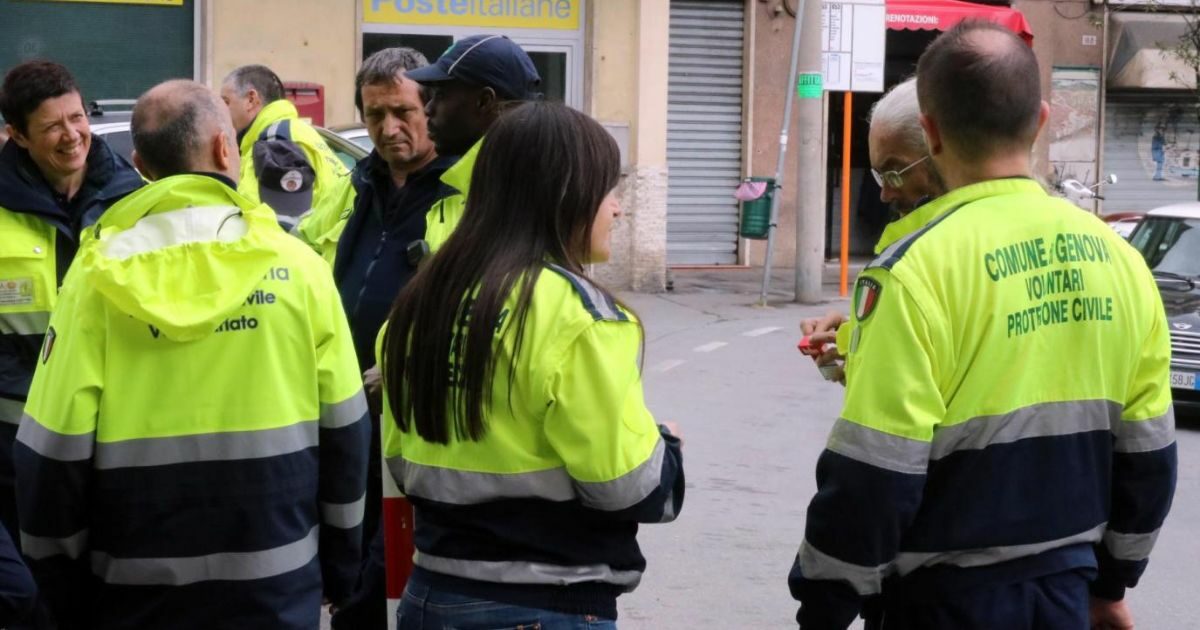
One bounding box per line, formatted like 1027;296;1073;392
350;135;374;151
97;129;135;165
331;146;358;170
1131;216;1200;277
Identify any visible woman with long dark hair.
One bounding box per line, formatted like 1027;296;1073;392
380;101;684;629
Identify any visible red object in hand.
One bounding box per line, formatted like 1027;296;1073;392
798;335;835;358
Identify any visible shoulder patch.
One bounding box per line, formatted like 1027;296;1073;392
544;264;629;322
868;203;965;271
854;278;882;321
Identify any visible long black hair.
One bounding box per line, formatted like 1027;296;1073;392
383;101;623;444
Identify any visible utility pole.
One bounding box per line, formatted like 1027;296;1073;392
756;0;806;306
794;0;826;304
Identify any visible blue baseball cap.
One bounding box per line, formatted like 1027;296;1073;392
406;35;541;101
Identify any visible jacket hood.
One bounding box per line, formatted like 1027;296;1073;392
0;135;143;224
81;174;280;342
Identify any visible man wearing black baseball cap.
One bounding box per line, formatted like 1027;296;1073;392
253;140;314;231
405;34;540;252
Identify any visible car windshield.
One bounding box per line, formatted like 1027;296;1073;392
1130;216;1200;278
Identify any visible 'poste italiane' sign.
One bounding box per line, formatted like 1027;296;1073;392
364;0;580;30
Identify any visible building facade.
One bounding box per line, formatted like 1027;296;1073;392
4;0;1194;286
0;0;671;290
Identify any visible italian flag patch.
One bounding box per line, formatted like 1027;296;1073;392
854;277;882;321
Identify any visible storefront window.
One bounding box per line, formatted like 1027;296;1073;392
528;50;567;102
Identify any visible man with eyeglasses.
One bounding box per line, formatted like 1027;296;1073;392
801;78;946;382
790;22;1174;629
868;79;945;219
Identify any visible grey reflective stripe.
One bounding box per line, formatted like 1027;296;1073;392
894;522;1106;575
321;495;366;530
576;438;665;511
94;421;318;470
0;311;50;336
826;419;929;475
545;264;628;322
871;228;921;269
91;525;319;585
415;550;642;589
1103;528;1161;561
795;540;888;596
0;398;23;425
386;456;405;494
395;458;575;505
21;529;88;560
320;392;368;429
264;121;283;141
1113;408;1175;454
16;414;94;461
931;400;1120;461
102;206;246;260
659;489;679;524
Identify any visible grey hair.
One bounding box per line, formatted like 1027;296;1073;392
223;64;285;103
869;77;926;155
133;80;234;178
356;47;430;114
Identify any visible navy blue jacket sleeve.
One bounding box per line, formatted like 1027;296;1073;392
0;523;36;626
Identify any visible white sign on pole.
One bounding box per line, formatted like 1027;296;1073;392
822;0;887;93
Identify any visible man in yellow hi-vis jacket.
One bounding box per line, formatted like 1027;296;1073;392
789;21;1175;630
15;80;369;630
220;65;348;226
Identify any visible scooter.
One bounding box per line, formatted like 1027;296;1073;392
1059;173;1118;209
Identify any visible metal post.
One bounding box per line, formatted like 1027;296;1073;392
757;0;808;306
794;0;826;303
840;91;852;297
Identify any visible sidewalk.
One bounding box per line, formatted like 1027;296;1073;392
663;259;869;305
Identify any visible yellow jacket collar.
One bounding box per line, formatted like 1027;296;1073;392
240;100;301;156
440;137;484;196
874;178;1046;254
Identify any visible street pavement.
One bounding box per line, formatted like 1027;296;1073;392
615;267;1200;629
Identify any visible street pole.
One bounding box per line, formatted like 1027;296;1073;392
840;92;852;297
795;0;825;303
757;0;807;306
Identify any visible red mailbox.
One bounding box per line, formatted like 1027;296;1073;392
283;81;324;126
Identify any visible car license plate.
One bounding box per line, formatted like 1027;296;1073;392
1171;371;1197;390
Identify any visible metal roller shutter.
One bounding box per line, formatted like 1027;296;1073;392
667;0;745;265
1103;94;1200;214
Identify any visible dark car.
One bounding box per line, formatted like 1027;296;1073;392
1127;202;1200;411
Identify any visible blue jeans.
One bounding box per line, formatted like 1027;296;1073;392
397;579;617;630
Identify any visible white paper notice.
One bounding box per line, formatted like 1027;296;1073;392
820;0;885;93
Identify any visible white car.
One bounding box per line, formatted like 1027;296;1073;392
90;101;364;170
331;124;373;152
1127;202;1200;412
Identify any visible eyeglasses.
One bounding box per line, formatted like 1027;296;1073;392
871;155;930;189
